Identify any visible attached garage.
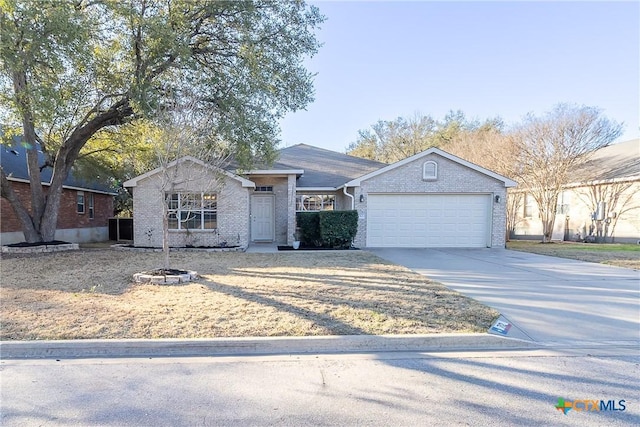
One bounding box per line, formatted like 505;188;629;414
344;148;517;249
367;194;491;247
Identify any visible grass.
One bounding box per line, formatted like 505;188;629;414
507;240;640;269
0;248;498;340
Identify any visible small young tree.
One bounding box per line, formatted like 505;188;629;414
146;99;231;270
510;104;622;242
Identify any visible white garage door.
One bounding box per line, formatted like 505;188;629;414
367;194;491;248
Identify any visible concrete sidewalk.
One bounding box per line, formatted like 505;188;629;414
0;334;539;359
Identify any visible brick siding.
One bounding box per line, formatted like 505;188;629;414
130;161;250;248
353;153;508;248
1;181;113;233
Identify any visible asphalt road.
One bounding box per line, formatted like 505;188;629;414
1;346;638;426
368;248;640;344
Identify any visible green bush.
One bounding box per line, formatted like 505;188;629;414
295;212;322;246
319;210;358;248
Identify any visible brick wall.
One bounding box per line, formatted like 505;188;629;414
353;153;508;248
130;161;250;248
1;180;113;233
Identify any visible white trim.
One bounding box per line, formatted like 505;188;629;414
5;176;118;195
123;156;255;188
344;147;517;188
295;187;337;192
509;175;640;193
76;190;85;214
244;169;304;176
422;160;438;180
564;175;640;188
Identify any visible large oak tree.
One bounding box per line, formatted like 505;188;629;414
0;0;323;242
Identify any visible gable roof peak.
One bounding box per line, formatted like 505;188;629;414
344;146;517;188
123;155;255;188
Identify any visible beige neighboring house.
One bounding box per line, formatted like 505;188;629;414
512;139;640;243
124;144;516;249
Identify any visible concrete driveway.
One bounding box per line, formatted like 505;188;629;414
368;248;640;345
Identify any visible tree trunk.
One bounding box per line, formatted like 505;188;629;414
0;169;42;242
162;196;170;269
10;70;48;242
541;210;555;243
2;91;134;243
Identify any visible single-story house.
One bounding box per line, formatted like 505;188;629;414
123;144;517;249
0;142;116;245
512;139;640;243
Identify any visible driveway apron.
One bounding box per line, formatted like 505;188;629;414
368;248;640;345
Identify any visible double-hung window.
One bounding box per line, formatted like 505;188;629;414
88;193;95;219
167;192;217;230
77;191;85;214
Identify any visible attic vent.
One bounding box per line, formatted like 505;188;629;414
255;186;273;192
423;161;438;180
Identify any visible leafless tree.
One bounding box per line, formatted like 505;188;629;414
509;104;622;243
443;127;527;242
146;99;231;269
505;191;525;241
573;180;640;243
442;126;515;178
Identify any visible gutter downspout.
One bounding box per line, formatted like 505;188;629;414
343;185;355;210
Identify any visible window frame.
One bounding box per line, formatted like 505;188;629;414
254;186;274;192
295;194;336;212
77;191;85;214
422;161;438;181
523;194;534;219
88;193;95;219
557;191;570;215
166;192;218;231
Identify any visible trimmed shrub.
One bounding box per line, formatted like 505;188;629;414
319;210;358;248
295;212;322;246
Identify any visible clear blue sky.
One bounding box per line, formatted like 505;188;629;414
278;1;640;153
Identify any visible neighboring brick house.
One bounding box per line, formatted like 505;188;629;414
125;144;516;249
1;143;116;245
512;139;640;243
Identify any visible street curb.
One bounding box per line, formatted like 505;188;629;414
0;334;539;359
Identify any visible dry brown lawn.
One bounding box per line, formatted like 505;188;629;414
0;248;498;340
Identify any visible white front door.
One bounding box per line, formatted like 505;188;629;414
251;195;275;241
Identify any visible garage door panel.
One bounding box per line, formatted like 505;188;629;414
367;194;490;248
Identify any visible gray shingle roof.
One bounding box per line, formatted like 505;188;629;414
272;144;387;188
572;139;640;182
1;141;117;194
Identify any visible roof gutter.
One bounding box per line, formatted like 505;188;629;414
5;176;118;196
343;185;355;210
